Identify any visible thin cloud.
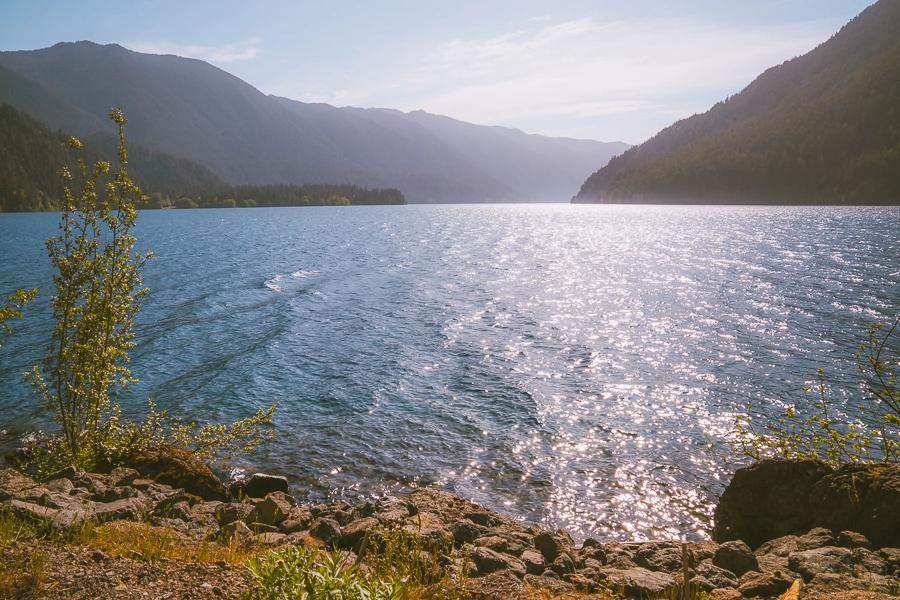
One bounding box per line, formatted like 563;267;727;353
391;17;829;136
122;38;263;63
266;15;840;140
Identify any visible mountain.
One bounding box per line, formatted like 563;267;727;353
0;102;222;212
0;42;627;204
573;0;900;205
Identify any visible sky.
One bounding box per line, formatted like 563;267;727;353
0;0;876;144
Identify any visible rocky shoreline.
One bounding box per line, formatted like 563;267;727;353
2;451;900;599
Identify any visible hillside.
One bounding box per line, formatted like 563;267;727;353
0;103;222;212
0;42;626;204
573;0;900;205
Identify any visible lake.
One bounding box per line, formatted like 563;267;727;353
1;204;898;541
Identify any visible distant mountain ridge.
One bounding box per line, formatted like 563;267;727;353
0;42;628;203
573;0;900;205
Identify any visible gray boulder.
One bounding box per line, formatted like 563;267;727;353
787;547;854;582
737;570;797;597
598;567;675;598
713;540;759;576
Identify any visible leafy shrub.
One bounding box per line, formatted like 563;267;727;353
727;318;900;465
0;288;36;350
242;544;405;600
12;108;275;476
368;525;450;590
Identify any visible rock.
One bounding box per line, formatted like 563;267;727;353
451;518;482;545
46;466;79;482
153;493;196;516
401;511;453;549
310;517;342;545
561;572;598;592
634;543;683;573
91;549;107;562
687;541;720;567
694;562;739;588
0;468;39;500
94;498;143;521
163;501;192;521
221;520;252;539
522;573;575;593
548;553;576;577
805;572;872;594
470;546;526;578
534;529;574;563
756;535;800;557
463;570;528;600
376;496;413;521
92;486;138;503
686;575;716;593
43;478;74;495
796;527;835;550
520;549;546;575
474;535;507;553
713;540;759;576
787;547;854;582
8;498;58;522
736;570;796;597
105;467;139;487
52;507;94;530
337;517;378;552
756;553;792;574
279;506;313;534
879;548;900;571
709;586;742;600
838;530;873;549
124;446;226;501
228;473;289;500
256;532;287;546
247;492;292;526
853;548;889;575
216;502;253;525
190;501;223;527
713;458;831;548
353;502;375;519
810;462;900;549
598;567;676;598
602;541;637;568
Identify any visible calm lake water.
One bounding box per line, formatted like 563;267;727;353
1;204;898;541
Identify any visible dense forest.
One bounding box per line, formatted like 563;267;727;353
0;103;405;211
0;103;102;211
573;0;900;205
145;184;405;209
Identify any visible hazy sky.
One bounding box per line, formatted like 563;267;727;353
1;0;875;144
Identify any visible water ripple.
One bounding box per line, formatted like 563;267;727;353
1;204;898;541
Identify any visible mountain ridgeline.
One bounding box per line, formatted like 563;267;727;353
0;43;627;204
574;0;900;205
0;103;404;212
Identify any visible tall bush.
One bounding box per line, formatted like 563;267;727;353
728;317;900;465
0;288;37;351
25;108;148;468
23;108;274;473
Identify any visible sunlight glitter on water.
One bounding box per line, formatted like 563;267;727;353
1;204;899;541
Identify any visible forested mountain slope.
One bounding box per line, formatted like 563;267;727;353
0;42;625;203
573;0;900;204
0;103;222;212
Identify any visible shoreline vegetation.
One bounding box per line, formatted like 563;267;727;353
2;456;900;599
